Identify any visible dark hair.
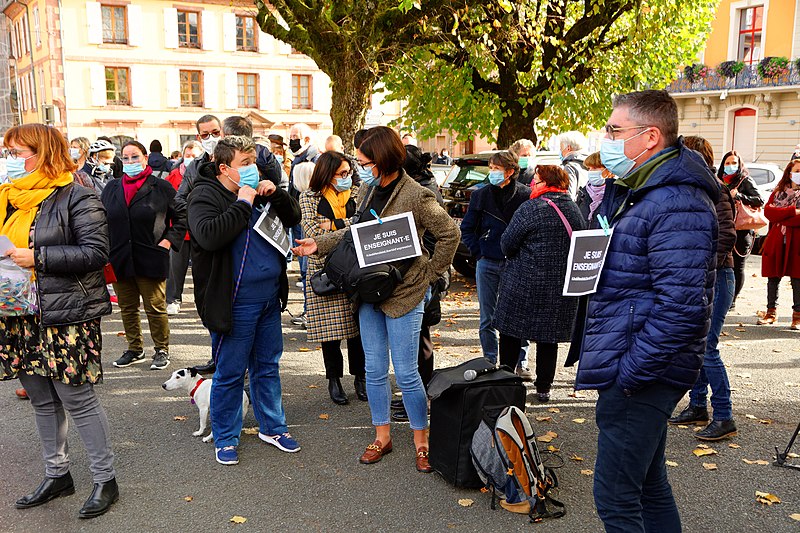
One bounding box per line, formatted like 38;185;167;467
223;116;253;137
716;150;747;180
403;145;433;179
196;114;221;133
358;126;405;176
489;151;520;173
354;128;370;150
149;140;163;153
612;90;678;147
213;135;255;173
535;164;570;189
309;151;351;192
122;140;148;157
170;150;181;159
776;158;800;192
683;136;714;169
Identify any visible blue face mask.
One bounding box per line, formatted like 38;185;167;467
488;170;506;186
123;163;144;176
334;176;352;192
6;155;32;180
237;164;260;189
275;154;284;164
358;166;380;187
96;162;110;174
518;156;529;169
723;164;739;175
587;170;605;186
599;128;650;178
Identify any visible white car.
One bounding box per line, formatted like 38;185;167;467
746;162;782;200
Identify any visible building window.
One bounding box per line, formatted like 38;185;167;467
105;66;130;105
237;73;258;108
737;6;763;65
292;74;312;110
101;5;127;44
33;7;41;47
236;15;257;52
179;70;203;107
177;10;200;49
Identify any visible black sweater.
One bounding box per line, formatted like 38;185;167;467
188;161;301;334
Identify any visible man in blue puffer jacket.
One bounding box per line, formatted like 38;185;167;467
573;90;718;533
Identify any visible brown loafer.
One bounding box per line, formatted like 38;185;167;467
416;446;433;473
359;439;392;464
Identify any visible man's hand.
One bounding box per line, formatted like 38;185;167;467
256;180;276;197
238;185;257;205
158;239;171;250
5;248;35;268
291;238;318;256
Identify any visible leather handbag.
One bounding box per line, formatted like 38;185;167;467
734;200;768;231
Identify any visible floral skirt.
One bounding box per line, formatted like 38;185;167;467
0;316;103;385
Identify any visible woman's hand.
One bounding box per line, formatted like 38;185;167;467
319;218;332;231
291;238;318;256
730;188;738;198
256;180;276;197
5;248;35;268
158;239;171;250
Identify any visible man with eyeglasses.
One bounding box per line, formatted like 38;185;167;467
176;115;223;205
572;90;718;532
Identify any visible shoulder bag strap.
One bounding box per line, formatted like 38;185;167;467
542;197;572;238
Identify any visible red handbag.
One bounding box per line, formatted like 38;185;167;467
103;263;117;284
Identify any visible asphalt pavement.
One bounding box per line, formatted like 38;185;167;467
1;255;799;532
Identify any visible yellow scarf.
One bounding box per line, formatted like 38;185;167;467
0;169;74;248
321;186;351;222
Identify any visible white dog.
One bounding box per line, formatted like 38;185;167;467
162;367;249;443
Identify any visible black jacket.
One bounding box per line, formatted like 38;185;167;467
101;172;187;280
32;183;112;326
148;152;172;176
188;161;301;334
460;179;531;261
715;178;737;269
255;144;283;188
176;152;211;204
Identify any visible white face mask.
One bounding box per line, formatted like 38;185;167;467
200;136;220;154
791;172;800;185
69;148;81;161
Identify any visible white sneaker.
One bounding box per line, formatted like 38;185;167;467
515;365;534;382
295;281;304;288
166;302;180;315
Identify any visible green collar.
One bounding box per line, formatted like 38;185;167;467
615;148;679;191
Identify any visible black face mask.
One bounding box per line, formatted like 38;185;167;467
289;139;302;152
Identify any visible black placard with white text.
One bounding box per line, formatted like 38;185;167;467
350;212;422;268
562;229;614;296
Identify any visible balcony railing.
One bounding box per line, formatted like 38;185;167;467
666;63;800;93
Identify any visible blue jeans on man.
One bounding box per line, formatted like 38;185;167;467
210;297;287;448
476;257;527;366
358;291;430;430
594;382;685;533
689;267;734;420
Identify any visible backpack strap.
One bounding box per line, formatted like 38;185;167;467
542;197;572;238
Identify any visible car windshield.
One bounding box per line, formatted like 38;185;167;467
748;167;773;186
445;162;490;186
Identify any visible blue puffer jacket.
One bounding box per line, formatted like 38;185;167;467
460;180;530;261
574;141;718;393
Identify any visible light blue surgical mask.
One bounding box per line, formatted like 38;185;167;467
358;166;379;187
96;162;110;174
587;170;605;186
599;128;651;178
488;170;506;186
237;164;260;189
123;163;144;176
69;148;81;161
518;156;529;169
275;154;284;164
334;176;352;192
6;155;32;180
723;164;739;175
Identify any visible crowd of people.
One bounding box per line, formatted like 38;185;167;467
1;89;799;530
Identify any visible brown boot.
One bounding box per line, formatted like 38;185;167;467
791;311;800;330
757;308;777;325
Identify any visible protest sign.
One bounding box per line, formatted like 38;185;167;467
253;203;291;257
562;229;613;296
350;212;422;268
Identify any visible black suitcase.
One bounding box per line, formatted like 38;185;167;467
427;358;526;488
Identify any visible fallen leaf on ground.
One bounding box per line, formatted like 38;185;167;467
789;513;800;521
537;431;558;443
676;424;689;429
773;349;783;353
729;443;741;449
720;331;729;336
743;459;769;465
787;453;800;459
458;498;474;507
319;414;329;420
116;331;125;337
702;463;717;470
735;328;746;332
548;407;561;413
570;454;584;462
289;337;297;341
580;469;593;476
572;418;586;424
755;491;781;505
469;349;480;353
298;347;311;352
307;384;318;389
242;427;259;435
184;496;193;502
535;416;552;422
568;391;587;398
693;448;718;457
547;445;560;452
693;427;702;432
696;444;710;449
736;372;752;379
665;460;679;467
758;419;773;425
745;414;757;420
173;416;187;421
480;487;489;493
230;516;247;524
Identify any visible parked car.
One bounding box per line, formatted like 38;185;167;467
441;151;560;277
431;163;453;187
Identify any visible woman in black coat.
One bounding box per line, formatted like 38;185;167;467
493;165;586;402
101;141;186;370
717;150;763;309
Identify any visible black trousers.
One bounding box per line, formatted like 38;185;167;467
418;325;434;388
321;336;365;379
166;240;191;304
732;230;753;303
499;335;558;393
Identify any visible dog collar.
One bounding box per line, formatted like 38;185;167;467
189;378;205;405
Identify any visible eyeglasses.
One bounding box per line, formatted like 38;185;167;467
198;130;221;140
604;124;650;141
7;148;33;158
334;169;352;179
357;161;375;172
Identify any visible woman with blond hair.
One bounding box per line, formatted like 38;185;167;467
1;124;117;517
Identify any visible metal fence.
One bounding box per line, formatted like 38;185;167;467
666;63;800;93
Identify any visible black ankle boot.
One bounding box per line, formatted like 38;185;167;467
668;405;709;425
354;376;368;401
328;378;349;405
696;419;738;441
78;478;119;519
16;472;75;509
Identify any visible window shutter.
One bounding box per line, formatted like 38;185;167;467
127;5;142;47
259;72;272;111
312;72;330;112
129;65;145;107
224;71;238;109
86;2;102;44
257;29;272;54
89;64;107;107
280;73;293;110
222;13;236;52
204;72;218;109
201;10;216;51
166;68;180;108
164;8;178;49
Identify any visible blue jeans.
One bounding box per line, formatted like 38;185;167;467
358;291;430;430
210;297;287;448
476;258;528;365
594;382;685;533
689;267;734;420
